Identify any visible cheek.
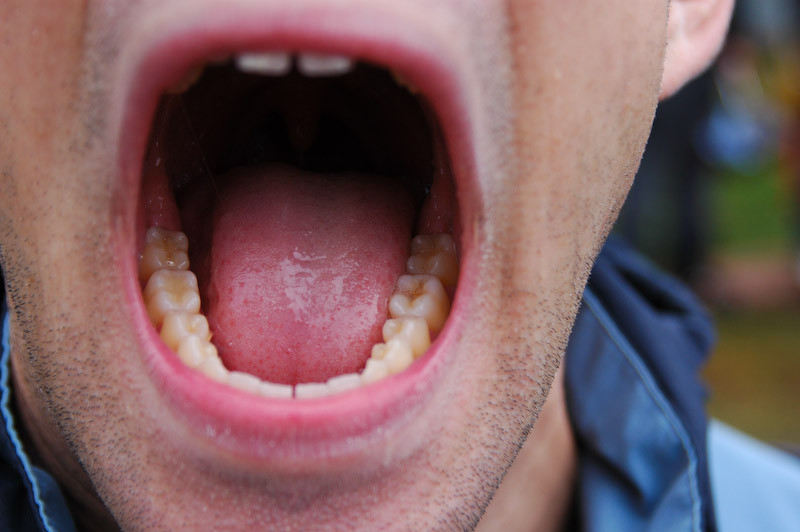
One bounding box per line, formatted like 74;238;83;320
0;2;105;289
504;0;667;273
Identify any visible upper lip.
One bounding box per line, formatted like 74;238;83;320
112;1;480;470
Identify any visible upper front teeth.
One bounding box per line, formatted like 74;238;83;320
296;53;354;76
233;51;355;77
170;50;424;95
235;51;293;76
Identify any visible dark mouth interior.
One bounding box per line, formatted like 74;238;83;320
149;60;436;211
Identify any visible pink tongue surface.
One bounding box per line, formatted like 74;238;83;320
204;164;412;385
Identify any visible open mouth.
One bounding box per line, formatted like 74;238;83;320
116;14;477;464
141;55;458;395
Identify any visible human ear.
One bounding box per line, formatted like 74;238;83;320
660;0;735;99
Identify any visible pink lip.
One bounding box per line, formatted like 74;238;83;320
113;3;481;468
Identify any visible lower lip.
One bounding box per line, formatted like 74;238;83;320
113;6;478;464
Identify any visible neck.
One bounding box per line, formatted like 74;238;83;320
477;366;577;532
10;352;118;531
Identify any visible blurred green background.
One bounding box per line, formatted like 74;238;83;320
616;0;800;445
705;162;800;444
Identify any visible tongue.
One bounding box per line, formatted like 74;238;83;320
203;164;413;385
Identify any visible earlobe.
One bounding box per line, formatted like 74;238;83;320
660;0;735;99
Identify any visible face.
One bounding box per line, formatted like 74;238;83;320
1;1;669;530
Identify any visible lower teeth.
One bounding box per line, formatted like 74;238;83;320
139;227;458;398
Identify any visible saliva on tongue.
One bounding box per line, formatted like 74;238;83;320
201;164;413;386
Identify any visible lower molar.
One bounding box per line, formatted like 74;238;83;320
161;312;211;351
176;335;217;369
388;275;449;334
406;233;459;289
144;269;201;326
371;339;413;375
139;226;190;282
382;317;430;358
139;227;458;399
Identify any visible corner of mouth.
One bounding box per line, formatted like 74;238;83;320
111;6;482;466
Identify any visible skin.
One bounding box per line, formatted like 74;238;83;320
0;1;732;531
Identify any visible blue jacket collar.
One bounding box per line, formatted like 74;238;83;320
565;237;716;531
